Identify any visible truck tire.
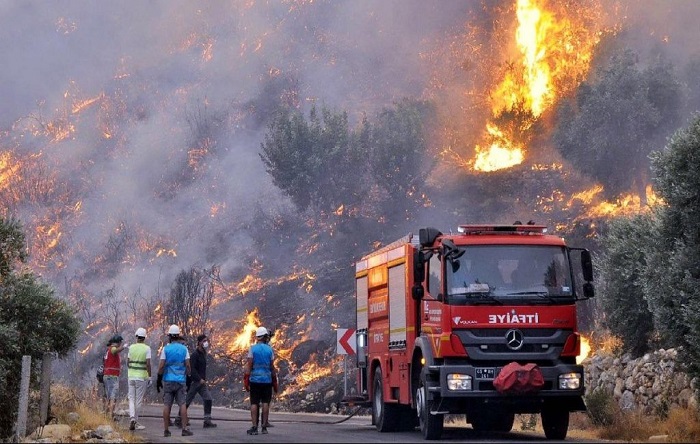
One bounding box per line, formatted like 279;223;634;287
469;411;514;432
373;367;400;432
541;406;569;440
416;369;443;440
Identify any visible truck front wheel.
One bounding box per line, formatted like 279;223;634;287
372;367;400;432
416;369;443;440
541;406;569;440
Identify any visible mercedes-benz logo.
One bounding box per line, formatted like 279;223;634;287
505;329;524;350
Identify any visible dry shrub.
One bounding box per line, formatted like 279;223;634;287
664;407;700;443
517;413;538;431
585;389;618;426
598;408;658;441
568;411;592;430
48;384;142;443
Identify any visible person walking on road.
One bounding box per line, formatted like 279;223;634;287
187;334;218;428
243;326;277;435
103;334;128;420
127;327;152;431
157;324;193;437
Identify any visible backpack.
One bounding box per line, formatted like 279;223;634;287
96;363;104;383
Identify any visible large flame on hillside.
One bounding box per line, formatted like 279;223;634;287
473;0;603;171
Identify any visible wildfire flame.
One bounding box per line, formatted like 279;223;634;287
229;309;262;353
474;0;602;171
578;334;591;364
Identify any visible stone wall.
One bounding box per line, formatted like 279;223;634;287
583;348;699;414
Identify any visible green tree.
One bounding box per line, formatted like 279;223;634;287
555;50;681;200
0;217;27;277
259;105;368;215
369;98;436;221
596;213;656;356
647;114;700;376
0;217;81;438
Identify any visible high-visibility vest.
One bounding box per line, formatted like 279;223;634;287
128;343;150;379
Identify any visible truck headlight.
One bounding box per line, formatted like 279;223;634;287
447;374;472;391
558;372;581;390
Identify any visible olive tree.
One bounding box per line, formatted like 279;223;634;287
647;114;700;377
0;217;81;439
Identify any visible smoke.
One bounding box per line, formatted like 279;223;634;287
1;0;699;342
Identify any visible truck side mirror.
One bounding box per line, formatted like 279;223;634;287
414;251;426;283
419;227;442;247
412;284;424;301
581;249;593;282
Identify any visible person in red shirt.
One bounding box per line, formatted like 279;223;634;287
103;335;128;419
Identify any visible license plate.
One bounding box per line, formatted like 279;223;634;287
475;367;496;379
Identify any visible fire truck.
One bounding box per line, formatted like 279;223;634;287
347;223;594;440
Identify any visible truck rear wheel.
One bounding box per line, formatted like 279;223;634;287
541;406;569;440
372;367;400;432
416;369;443;440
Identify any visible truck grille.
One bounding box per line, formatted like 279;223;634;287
455;328;572;361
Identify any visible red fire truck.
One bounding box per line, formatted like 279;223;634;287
347;223;594;440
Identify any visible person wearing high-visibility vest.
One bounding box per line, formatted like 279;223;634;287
127;328;152;431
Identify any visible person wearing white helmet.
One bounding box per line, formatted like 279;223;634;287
157;324;193;437
244;326;277;435
127;327;152;431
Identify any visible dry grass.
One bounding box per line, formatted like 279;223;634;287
584;387;700;442
47;384;142;443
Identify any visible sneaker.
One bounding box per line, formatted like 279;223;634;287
246;426;258;435
135;422;146;431
203;420;217;428
182;429;194;436
261;427;268;434
129;419;136;431
163;430;171;437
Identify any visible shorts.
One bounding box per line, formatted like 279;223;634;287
249;382;272;405
163;381;187;407
103;375;119;401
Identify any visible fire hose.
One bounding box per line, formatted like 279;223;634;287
135;404;366;425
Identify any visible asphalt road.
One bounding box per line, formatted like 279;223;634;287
117;403;605;443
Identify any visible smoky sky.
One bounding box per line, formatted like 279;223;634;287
1;0;699;304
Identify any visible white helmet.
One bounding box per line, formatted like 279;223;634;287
168;324;180;335
135;327;147;338
255;326;269;338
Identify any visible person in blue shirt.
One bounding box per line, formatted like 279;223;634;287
156;324;193;437
243;326;278;435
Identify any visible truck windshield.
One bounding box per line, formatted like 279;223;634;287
445;245;574;305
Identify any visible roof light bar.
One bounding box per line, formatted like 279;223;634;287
457;224;548;235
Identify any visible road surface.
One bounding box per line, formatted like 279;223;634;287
117;403;604;443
